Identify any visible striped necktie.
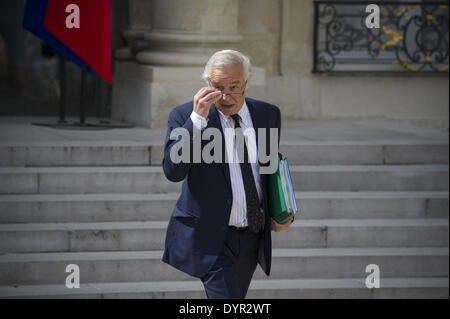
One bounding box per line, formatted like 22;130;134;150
230;113;264;234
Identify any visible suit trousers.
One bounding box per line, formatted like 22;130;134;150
201;226;261;299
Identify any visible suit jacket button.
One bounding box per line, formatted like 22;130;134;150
227;199;232;204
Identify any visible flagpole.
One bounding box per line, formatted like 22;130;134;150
78;62;87;125
57;54;67;124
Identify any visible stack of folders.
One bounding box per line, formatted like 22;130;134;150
268;155;298;224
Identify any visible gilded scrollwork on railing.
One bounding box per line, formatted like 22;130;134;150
380;27;403;51
313;1;449;73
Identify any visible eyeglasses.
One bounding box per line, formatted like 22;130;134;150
208;80;247;98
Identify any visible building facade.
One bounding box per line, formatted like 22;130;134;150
112;0;449;129
1;0;448;129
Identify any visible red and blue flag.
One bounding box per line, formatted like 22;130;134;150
23;0;112;83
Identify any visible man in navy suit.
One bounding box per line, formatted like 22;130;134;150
162;50;292;299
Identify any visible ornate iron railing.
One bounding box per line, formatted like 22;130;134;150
313;1;449;74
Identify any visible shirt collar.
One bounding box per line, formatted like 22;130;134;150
217;100;250;126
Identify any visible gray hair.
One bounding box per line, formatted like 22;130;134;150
202;50;251;87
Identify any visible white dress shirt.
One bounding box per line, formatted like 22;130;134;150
190;101;263;227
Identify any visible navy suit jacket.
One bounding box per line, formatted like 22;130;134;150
162;97;281;278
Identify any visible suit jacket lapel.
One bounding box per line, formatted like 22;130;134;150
246;98;269;168
246;98;260;152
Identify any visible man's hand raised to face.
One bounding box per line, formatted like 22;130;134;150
193;87;222;119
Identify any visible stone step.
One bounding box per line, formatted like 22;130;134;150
0;191;447;223
0;248;447;285
279;141;449;165
0;219;447;253
289;165;449;191
0;166;177;194
0;165;448;194
0;277;447;299
0;143;155;167
1;141;447;167
272;219;449;249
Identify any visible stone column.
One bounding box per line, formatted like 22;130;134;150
112;0;267;129
112;0;154;127
114;0;152;61
136;0;241;66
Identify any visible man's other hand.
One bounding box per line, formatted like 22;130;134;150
271;217;293;232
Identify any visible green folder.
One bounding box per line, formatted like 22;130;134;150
268;154;298;224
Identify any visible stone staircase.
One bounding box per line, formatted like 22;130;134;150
0;123;448;298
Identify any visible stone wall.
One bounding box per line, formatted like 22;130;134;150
112;0;449;129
